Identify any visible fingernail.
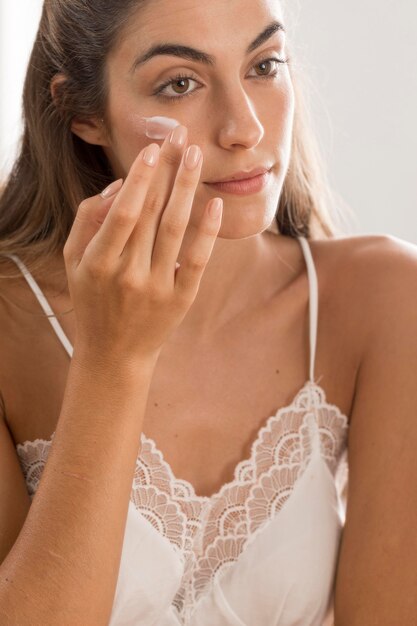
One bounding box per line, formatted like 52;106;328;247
184;145;201;170
101;179;123;198
209;198;223;219
143;143;160;166
169;125;187;147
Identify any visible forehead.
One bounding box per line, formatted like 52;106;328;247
118;0;285;58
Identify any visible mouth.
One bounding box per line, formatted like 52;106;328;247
205;166;272;184
203;166;273;196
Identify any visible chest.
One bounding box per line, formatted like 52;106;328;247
3;264;357;500
140;311;310;498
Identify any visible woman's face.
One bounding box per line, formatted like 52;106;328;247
102;0;294;239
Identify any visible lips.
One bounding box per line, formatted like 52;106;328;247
204;171;271;196
205;166;271;184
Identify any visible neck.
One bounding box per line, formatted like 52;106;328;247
172;230;299;342
44;231;302;344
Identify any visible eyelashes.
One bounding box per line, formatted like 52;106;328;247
152;56;290;103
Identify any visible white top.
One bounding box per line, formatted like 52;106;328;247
11;236;349;626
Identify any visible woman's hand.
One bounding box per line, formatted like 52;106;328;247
63;125;222;365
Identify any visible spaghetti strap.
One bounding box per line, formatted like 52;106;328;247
5;241;318;375
297;237;318;384
5;254;74;358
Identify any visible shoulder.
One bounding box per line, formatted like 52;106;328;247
338;232;417;286
348;234;417;343
359;234;417;337
311;231;417;279
0;251;67;306
0;256;25;316
332;234;417;623
311;233;417;339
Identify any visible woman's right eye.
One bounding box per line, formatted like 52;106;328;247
153;73;202;102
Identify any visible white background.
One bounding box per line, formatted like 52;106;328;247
0;1;43;175
0;0;416;243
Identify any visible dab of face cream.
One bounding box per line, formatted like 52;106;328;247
141;116;181;140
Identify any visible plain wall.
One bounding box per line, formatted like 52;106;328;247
286;0;417;243
1;0;416;243
0;0;43;174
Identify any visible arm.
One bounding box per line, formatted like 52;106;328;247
334;235;417;625
0;350;157;626
0;126;221;624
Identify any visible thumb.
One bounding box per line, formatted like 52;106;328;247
65;179;124;268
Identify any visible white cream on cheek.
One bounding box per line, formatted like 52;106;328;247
140;115;181;140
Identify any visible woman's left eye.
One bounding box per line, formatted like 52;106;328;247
153;57;288;102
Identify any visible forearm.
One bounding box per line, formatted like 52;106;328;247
0;346;157;626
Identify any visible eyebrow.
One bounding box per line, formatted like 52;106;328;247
131;20;285;72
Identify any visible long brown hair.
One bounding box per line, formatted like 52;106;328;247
0;0;352;283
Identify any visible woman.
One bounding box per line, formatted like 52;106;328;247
0;0;416;624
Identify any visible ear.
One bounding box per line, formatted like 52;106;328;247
70;116;110;147
50;73;110;147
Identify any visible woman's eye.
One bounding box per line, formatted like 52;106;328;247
154;73;197;101
153;57;288;102
251;58;284;78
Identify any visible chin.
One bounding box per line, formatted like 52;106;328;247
216;215;276;240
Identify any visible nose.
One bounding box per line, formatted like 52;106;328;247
214;85;264;150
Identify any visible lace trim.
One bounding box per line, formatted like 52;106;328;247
135;382;347;615
16;438;52;499
16;381;348;619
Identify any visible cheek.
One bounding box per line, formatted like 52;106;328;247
256;78;295;152
112;114;183;171
274;79;295;127
123;113;182;140
284;79;296;125
140;116;181;139
274;80;295;154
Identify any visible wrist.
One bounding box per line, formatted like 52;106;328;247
71;341;160;380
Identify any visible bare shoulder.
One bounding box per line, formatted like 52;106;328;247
0;251;67;313
310;232;417;337
336;232;417;287
355;233;417;338
311;231;417;277
0;256;31;332
329;234;417;624
0;254;31;298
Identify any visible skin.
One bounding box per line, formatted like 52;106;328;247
71;0;295;341
6;2;417;621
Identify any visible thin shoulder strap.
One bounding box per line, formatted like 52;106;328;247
297;237;318;383
6;243;317;372
5;254;74;358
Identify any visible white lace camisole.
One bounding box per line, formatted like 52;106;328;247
10;236;349;626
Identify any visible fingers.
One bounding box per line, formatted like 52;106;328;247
174;197;223;297
65;121;220;305
150;144;204;281
64;179;123;268
91;144;161;259
125;125;190;269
